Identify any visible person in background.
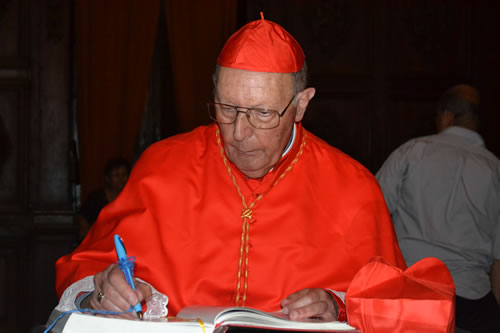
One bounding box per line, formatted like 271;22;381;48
376;84;500;332
78;158;130;239
55;14;406;323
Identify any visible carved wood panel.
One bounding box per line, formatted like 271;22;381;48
387;0;469;76
0;0;74;332
244;0;499;172
385;98;437;153
0;86;27;212
295;0;373;78
0;0;29;68
29;0;72;211
304;94;374;167
0;235;28;333
29;228;78;327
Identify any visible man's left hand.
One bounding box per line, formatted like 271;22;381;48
281;288;338;321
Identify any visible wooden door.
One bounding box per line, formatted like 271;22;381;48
0;1;76;332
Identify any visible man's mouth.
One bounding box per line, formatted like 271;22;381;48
231;145;256;155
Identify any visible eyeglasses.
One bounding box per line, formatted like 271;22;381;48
207;95;295;129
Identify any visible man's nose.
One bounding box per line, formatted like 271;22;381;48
233;111;253;141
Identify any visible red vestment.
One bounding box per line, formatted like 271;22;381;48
56;123;405;316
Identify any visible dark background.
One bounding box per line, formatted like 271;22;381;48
1;1;499;332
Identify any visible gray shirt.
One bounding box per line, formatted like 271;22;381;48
376;126;500;300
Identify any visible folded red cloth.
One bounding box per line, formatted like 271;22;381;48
346;256;455;332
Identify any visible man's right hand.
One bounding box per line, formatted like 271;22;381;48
83;263;152;319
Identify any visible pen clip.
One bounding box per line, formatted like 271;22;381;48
114;234;128;260
119;236;126;253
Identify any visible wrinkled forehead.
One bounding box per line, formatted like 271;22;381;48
215;67;294;98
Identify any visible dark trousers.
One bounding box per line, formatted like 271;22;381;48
455;292;500;332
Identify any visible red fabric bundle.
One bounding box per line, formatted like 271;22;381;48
346;257;455;332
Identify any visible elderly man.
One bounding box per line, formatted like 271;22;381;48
55;14;405;323
376;84;500;331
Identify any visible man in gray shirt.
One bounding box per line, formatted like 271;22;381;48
377;84;500;332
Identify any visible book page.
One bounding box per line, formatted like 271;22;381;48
62;313;207;333
178;305;229;325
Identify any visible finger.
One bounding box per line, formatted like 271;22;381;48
107;266;141;308
102;281;135;312
282;289;338;321
289;289;337;321
89;288;137;320
93;265;135;315
90;289;122;313
285;289;320;311
289;300;331;321
281;288;310;307
135;281;153;302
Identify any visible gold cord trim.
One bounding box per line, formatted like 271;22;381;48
196;319;207;333
216;128;306;306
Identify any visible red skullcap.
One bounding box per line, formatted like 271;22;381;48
217;12;305;73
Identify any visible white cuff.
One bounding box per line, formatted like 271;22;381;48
55;276;169;319
326;289;346;304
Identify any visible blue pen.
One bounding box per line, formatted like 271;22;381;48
114;234;144;320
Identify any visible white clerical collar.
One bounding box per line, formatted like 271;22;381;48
264;124;296;175
282;123;296;157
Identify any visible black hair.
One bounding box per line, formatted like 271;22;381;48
437;85;480;124
104;157;131;178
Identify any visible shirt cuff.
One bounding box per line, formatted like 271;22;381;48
324;289;347;322
75;291;93;310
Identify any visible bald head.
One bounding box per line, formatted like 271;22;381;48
436;84;480;132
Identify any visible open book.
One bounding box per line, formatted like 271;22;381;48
178;305;359;332
57;306;358;333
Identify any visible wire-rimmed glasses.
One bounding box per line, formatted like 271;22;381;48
207;95;295;129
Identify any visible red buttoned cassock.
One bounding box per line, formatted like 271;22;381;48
56;123;406;317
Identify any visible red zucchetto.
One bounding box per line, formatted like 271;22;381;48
217;12;305;73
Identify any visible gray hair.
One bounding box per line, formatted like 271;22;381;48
212;62;308;103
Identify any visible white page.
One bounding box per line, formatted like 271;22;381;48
62;313;208;333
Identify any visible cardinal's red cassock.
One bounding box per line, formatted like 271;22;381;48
56;123;406;316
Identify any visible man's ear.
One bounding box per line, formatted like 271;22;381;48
294;87;316;122
437;110;455;132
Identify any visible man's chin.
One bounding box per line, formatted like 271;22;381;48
245;170;269;179
232;162;270;179
226;151;271;178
